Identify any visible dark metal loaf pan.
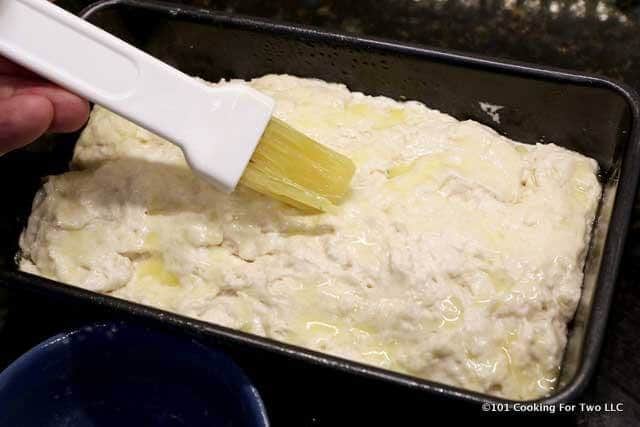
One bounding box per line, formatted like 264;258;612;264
0;0;639;408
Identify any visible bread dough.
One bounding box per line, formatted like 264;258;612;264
19;74;601;399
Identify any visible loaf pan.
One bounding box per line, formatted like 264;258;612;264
0;0;639;407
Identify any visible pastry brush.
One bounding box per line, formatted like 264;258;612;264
0;0;355;212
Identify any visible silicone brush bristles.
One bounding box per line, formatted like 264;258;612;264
239;117;356;212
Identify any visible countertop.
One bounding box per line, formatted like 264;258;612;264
2;1;639;425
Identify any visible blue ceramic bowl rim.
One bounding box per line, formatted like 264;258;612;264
0;322;270;426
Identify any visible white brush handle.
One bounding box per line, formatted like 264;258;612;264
0;0;274;192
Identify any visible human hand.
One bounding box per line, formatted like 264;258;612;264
0;56;89;155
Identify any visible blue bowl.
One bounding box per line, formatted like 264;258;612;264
0;322;269;426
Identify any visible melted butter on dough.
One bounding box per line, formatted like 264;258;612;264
19;74;601;400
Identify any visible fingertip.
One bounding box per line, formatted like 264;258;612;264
0;94;54;154
17;85;89;133
48;91;90;132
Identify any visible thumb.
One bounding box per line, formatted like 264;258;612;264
0;94;54;155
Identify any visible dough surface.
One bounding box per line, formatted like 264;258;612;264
19;74;601;399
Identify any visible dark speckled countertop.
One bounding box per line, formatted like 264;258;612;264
2;1;640;425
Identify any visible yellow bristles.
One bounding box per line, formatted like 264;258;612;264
239;117;356;212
